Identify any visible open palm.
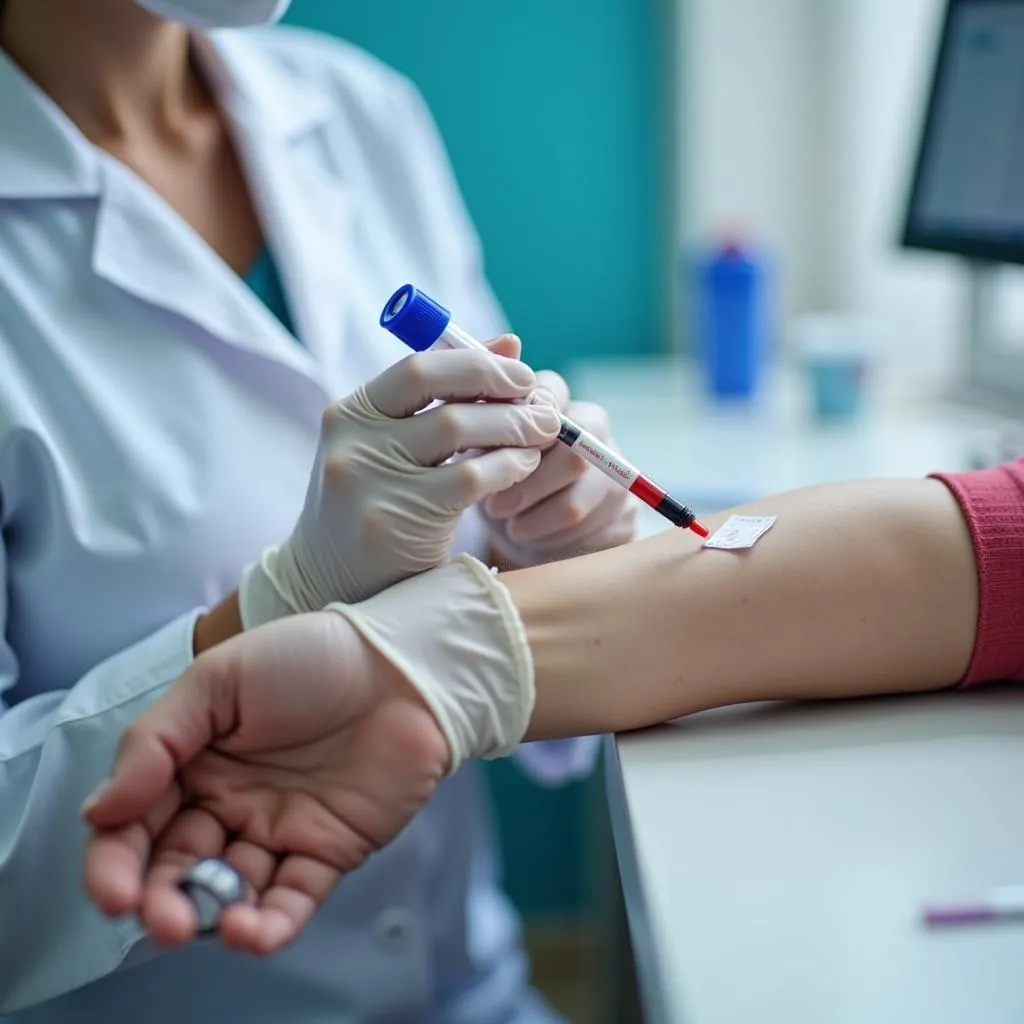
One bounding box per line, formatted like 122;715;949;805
82;611;449;955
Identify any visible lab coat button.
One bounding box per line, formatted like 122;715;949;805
374;907;414;950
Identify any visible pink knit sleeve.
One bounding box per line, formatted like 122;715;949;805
929;459;1024;685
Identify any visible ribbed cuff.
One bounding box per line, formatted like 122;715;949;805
930;460;1024;686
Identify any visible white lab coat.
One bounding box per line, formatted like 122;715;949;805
0;26;596;1023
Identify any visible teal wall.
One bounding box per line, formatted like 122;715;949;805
284;0;666;373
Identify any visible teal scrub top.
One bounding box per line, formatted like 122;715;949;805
242;245;296;340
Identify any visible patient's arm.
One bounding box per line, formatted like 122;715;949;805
511;473;1009;741
79;464;1023;957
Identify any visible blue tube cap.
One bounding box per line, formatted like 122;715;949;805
380;284;451;352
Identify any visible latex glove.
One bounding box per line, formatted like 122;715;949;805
239;339;561;627
83;556;530;954
480;370;637;566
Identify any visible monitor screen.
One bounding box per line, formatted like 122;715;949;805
902;0;1024;263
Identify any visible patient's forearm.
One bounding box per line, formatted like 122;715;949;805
508;479;979;740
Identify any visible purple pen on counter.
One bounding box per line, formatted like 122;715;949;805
923;884;1024;928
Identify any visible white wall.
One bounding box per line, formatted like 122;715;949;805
826;0;963;382
683;0;825;316
682;0;969;384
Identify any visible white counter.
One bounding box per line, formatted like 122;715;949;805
604;693;1024;1024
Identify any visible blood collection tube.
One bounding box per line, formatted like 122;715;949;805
380;284;709;537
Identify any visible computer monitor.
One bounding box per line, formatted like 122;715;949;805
902;0;1024;263
901;0;1024;412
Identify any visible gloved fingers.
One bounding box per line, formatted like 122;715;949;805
496;485;637;564
485;334;523;361
499;493;634;561
483;440;589;519
406;400;560;467
364;341;536;419
563;400;612;441
522;489;638;554
429;446;545;509
484;401;612;518
531;369;571;413
501;469;624;545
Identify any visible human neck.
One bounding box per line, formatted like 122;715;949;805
0;0;209;145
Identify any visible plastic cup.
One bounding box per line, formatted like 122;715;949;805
790;314;874;423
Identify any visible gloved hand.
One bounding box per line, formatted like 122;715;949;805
239;339;561;627
83;556;530;954
480;370;638;566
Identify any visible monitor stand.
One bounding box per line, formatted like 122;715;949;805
951;261;1024;416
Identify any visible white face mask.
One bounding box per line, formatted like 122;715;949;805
134;0;292;29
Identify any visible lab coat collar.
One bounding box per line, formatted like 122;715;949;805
198;30;334;142
0;29;333;198
0;48;102;198
0;30;350;400
197;31;356;374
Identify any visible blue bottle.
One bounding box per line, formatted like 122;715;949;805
693;240;769;400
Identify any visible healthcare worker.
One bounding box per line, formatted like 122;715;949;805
0;1;637;1021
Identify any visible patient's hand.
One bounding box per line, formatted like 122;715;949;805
82;611;449;955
